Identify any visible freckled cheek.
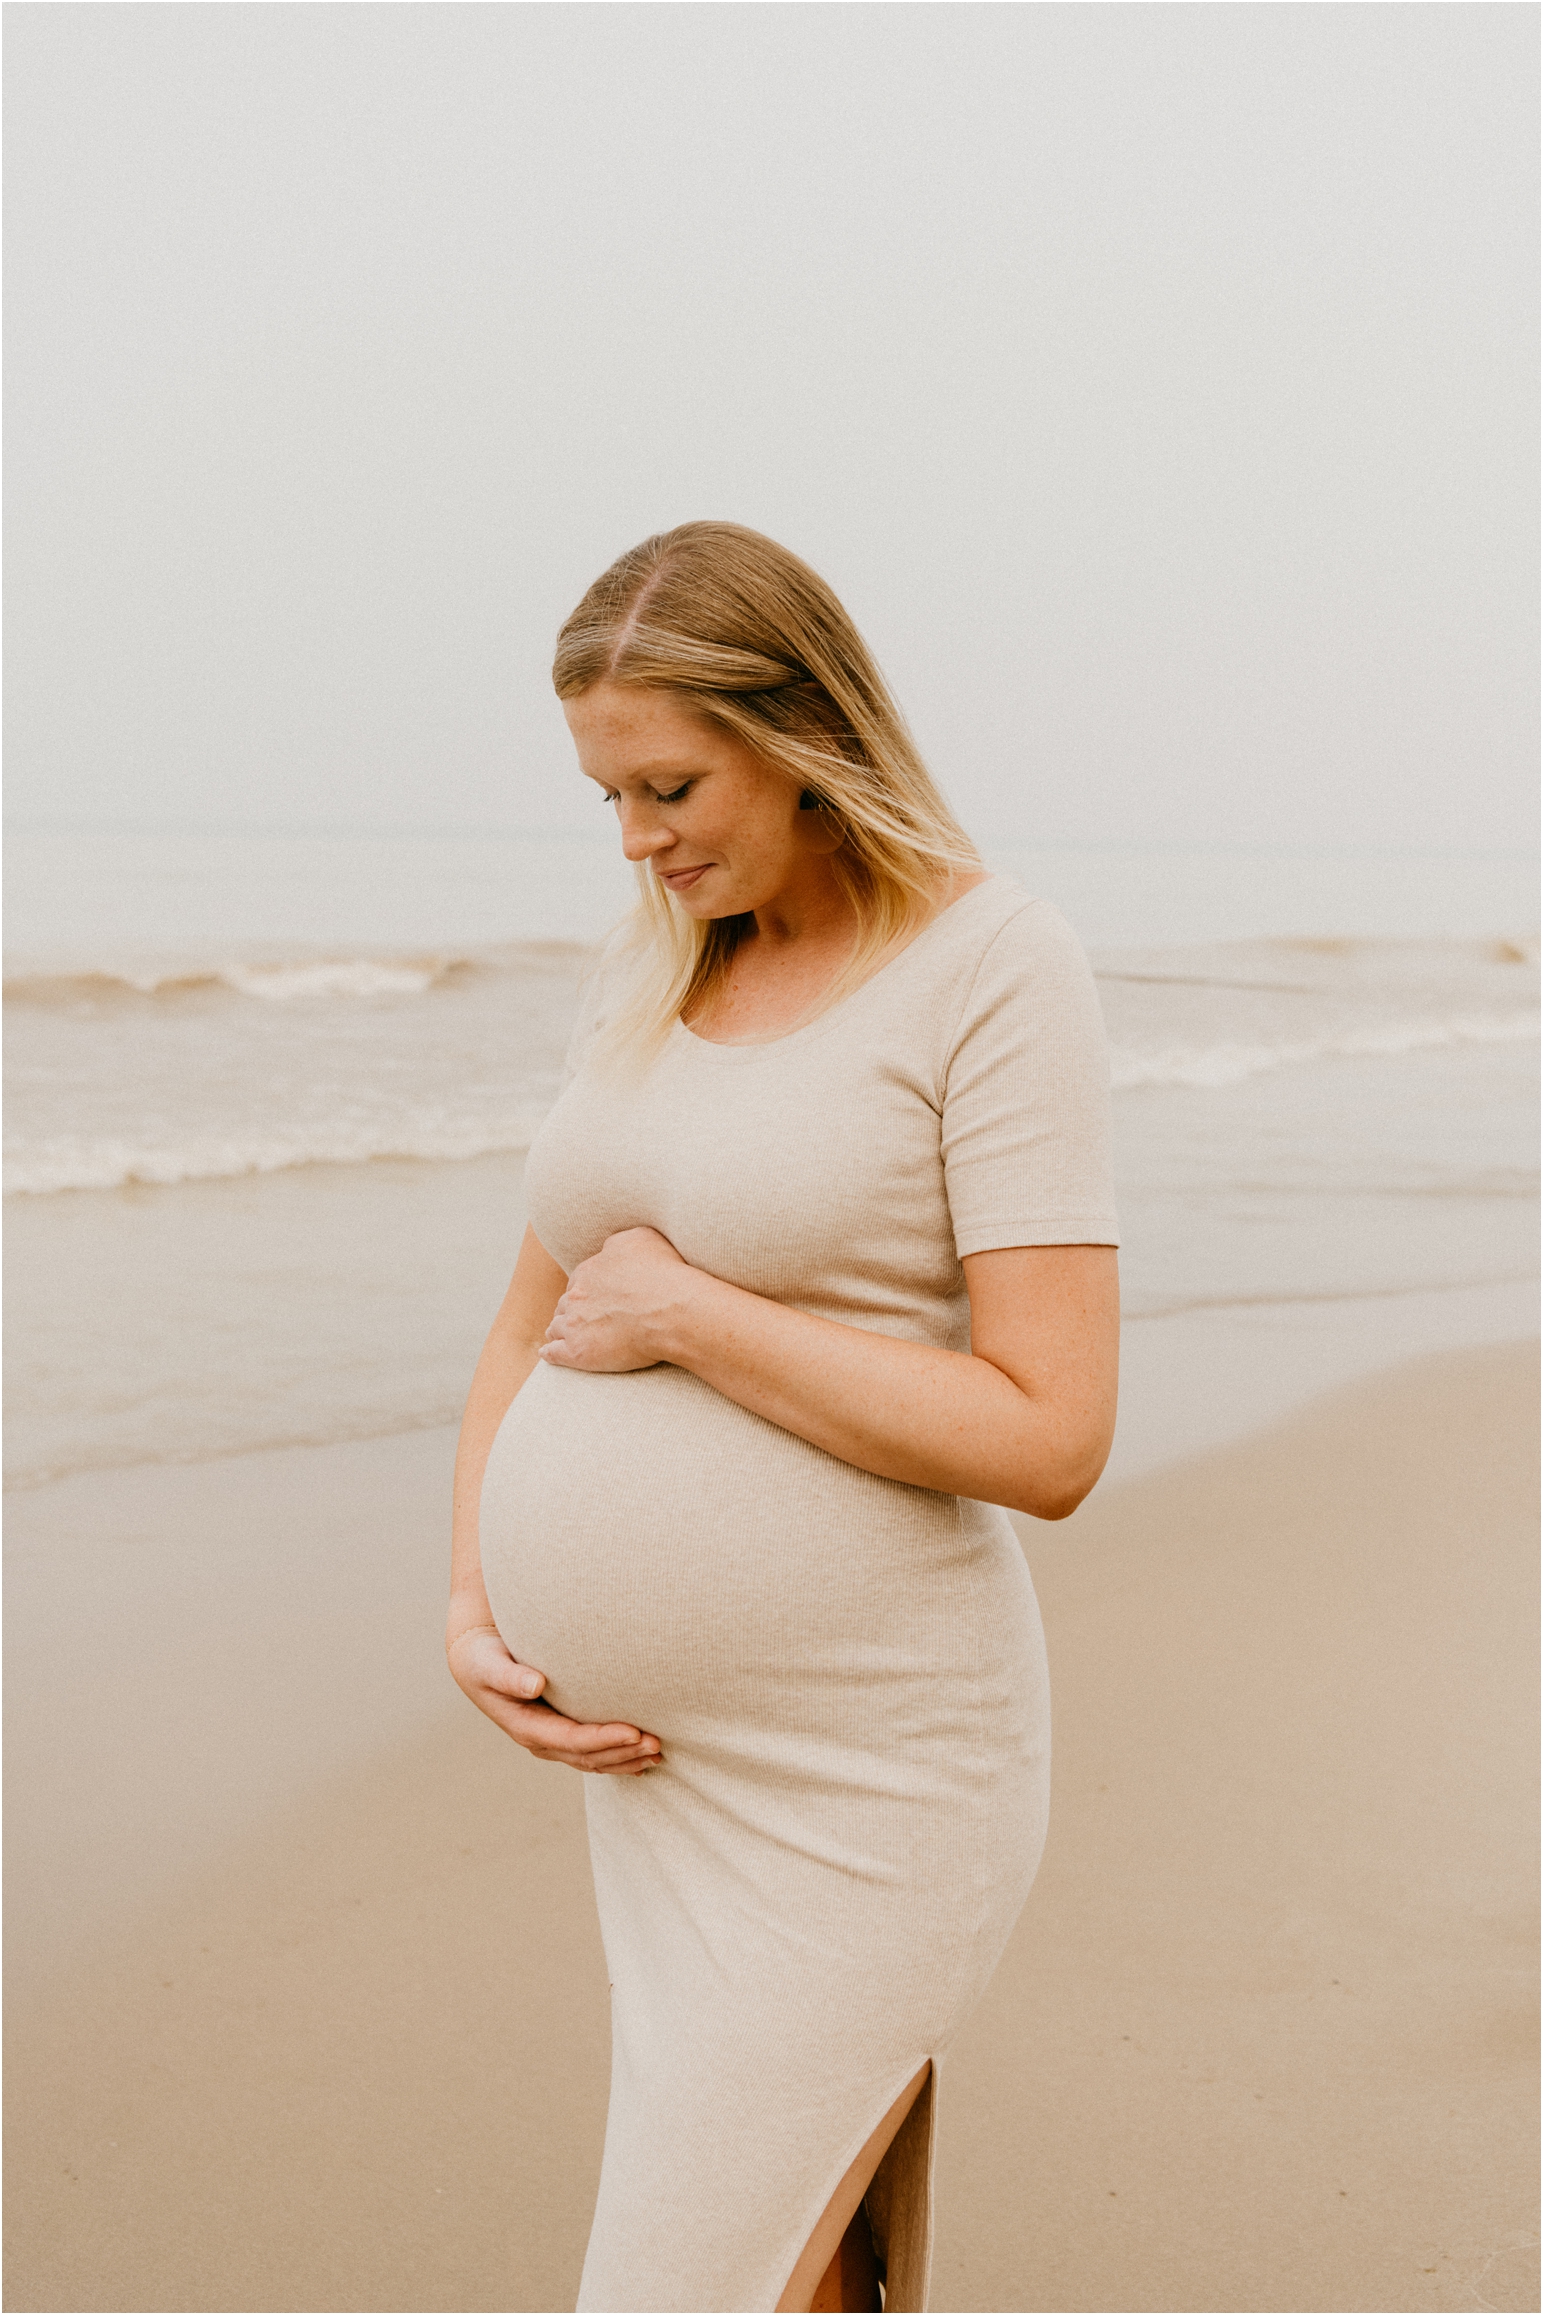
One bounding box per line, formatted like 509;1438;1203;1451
715;808;795;877
690;824;745;885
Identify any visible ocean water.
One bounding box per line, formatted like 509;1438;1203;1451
4;827;1538;1490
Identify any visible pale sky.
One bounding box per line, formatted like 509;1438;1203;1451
5;2;1537;857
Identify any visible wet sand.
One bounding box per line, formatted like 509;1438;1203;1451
5;1342;1537;2312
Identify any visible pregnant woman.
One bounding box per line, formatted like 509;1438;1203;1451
448;523;1120;2314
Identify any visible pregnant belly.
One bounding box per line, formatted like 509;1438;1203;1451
477;1360;983;1735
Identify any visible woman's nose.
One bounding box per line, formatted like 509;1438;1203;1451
617;810;674;864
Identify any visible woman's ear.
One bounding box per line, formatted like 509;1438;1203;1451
796;793;847;856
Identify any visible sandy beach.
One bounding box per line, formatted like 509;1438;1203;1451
6;1338;1536;2314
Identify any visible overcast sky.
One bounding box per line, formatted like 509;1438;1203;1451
5;3;1537;857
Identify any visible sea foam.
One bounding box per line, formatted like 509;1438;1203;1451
1110;1010;1540;1091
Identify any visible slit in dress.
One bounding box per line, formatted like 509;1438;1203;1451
775;2059;937;2315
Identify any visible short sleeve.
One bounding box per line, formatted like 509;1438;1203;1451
941;899;1120;1258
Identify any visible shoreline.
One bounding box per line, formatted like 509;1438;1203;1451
6;1340;1537;2311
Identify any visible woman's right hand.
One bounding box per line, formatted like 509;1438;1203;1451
446;1625;662;1775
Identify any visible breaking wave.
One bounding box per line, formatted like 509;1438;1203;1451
1110;1011;1538;1091
3;940;589;1007
5;933;1536;1197
5;1113;547;1196
9;1007;1536;1196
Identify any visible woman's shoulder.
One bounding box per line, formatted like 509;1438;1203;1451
936;873;1076;942
879;876;1105;1077
910;876;1095;999
577;920;642;1007
561;924;647;1079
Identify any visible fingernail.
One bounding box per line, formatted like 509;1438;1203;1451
517;1676;542;1697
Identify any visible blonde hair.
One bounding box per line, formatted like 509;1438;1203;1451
553;521;980;1054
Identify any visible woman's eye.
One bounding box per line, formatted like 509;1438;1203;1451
599;781;690;806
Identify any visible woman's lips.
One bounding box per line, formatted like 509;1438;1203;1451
657;863;711;891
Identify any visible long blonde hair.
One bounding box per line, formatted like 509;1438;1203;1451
553;521;980;1053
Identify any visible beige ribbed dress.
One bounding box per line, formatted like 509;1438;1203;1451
479;879;1119;2314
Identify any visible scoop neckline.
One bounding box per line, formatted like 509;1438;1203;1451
670;874;1007;1060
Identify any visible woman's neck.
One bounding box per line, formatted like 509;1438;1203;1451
685;867;989;1045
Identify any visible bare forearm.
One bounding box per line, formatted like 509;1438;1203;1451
656;1270;1108;1519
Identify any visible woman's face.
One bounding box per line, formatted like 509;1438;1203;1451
563;681;837;921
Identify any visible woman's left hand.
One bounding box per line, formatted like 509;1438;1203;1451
538;1226;700;1372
